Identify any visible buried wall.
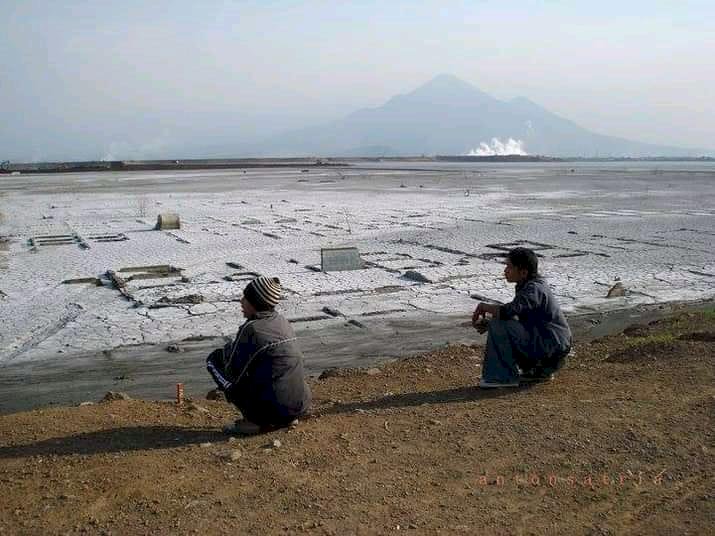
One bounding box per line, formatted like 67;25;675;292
321;247;364;272
156;213;181;230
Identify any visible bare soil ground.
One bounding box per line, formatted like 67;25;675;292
1;309;713;535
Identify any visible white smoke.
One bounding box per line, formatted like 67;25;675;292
467;138;527;156
101;132;173;161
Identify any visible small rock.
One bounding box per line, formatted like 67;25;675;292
227;450;242;461
78;401;95;407
186;403;210;414
272;439;282;449
321;306;342;317
402;270;432;283
206;388;225;401
366;367;381;376
199;442;212;448
429;419;442;426
166;344;181;353
606;282;626;298
318;368;341;380
100;391;131;403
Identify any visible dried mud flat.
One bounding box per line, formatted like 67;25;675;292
0;309;713;536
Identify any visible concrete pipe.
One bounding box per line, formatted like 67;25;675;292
156;212;181;230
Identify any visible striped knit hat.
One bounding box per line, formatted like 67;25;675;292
243;276;282;311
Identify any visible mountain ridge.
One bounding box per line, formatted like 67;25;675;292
254;75;706;158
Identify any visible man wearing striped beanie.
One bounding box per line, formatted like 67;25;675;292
207;276;312;434
242;275;282;312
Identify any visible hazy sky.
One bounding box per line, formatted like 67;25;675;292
2;0;714;161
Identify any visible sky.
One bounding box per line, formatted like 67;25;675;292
2;0;714;161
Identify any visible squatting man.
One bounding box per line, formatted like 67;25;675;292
207;276;311;435
472;247;572;388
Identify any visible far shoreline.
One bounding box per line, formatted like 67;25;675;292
2;155;715;175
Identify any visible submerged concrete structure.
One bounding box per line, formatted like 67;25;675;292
321;247;364;272
156;213;181;230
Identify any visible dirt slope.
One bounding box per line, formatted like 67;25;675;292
1;310;713;535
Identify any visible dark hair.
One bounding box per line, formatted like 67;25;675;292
507;247;539;279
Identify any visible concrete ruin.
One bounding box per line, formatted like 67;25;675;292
321;247;364;272
156;213;181;230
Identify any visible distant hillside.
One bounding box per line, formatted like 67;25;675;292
255;74;703;158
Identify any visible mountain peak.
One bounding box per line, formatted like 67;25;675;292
412;74;484;95
427;73;471;85
397;74;493;107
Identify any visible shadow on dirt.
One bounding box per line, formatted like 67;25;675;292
321;384;516;415
0;426;225;459
2;385;539;458
678;331;715;342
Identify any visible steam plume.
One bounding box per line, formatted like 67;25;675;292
467;138;527;156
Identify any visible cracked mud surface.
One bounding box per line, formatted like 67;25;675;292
0;162;713;412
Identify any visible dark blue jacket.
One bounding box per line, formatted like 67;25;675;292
499;276;572;358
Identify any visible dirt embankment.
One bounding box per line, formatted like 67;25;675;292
1;310;713;535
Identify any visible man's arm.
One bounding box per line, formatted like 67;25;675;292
206;321;256;392
206;349;232;391
499;282;541;319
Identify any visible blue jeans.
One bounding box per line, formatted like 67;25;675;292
481;319;568;383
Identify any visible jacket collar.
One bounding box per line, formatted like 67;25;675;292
516;275;543;291
249;309;277;321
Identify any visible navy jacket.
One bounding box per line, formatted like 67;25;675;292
499;276;572;358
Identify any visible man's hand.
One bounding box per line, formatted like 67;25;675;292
473;319;489;334
472;302;499;332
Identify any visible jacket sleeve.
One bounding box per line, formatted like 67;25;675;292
206;348;232;391
206;321;256;392
499;282;541;319
227;323;258;381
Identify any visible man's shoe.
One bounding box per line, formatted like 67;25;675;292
519;368;556;383
478;379;520;388
223;419;262;436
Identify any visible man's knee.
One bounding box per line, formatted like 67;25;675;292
487;318;520;337
487;318;506;335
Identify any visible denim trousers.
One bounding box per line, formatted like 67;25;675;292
481;319;567;382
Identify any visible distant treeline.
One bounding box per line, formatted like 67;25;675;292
0;158;342;174
1;155;713;174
